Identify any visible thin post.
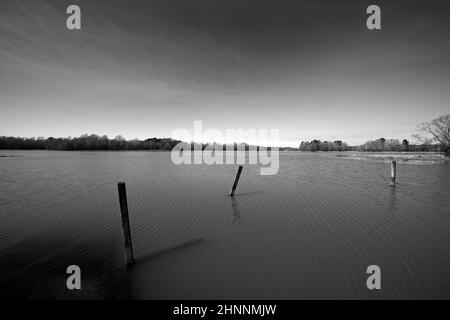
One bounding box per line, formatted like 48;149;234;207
390;160;397;187
230;166;243;196
118;182;135;266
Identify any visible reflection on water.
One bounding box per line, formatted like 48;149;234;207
0;150;449;299
389;188;400;211
230;197;243;224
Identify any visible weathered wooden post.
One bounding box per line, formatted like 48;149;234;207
229;166;243;196
117;182;135;266
390;160;397;187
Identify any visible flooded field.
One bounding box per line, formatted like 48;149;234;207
1;150;449;299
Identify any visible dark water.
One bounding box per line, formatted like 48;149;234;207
0;150;449;299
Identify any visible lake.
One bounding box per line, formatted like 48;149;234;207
0;150;449;299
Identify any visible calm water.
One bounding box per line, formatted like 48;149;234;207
0;150;449;299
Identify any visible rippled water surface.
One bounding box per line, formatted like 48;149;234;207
1;150;449;299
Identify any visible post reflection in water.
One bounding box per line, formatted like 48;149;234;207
231;197;243;224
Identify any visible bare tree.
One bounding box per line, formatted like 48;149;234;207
413;114;450;157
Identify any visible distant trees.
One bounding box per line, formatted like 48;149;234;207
0;134;181;151
380;138;386;151
0;134;279;152
298;137;441;153
359;138;402;152
0;137;45;150
299;140;350;152
356;137;443;152
413;114;450;157
401;139;409;152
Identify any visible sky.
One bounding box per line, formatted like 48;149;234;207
0;0;449;147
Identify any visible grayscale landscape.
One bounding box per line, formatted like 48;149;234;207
1;0;449;300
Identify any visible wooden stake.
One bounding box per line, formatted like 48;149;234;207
230;166;243;196
390;160;397;187
118;182;135;266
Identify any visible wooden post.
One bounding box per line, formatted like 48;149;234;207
230;166;243;196
390;160;397;187
118;182;135;266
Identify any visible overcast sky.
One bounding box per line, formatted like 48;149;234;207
1;0;449;146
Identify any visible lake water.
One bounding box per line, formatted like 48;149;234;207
0;150;449;299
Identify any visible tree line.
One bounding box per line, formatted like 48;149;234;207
0;134;181;151
0;135;271;151
299;140;350;152
0;134;442;153
299;138;441;153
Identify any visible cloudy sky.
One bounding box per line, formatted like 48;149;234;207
0;0;449;146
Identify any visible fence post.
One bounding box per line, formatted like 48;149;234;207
390;161;397;187
230;166;243;196
118;182;135;266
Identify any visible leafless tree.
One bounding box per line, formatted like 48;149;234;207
413;115;450;157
